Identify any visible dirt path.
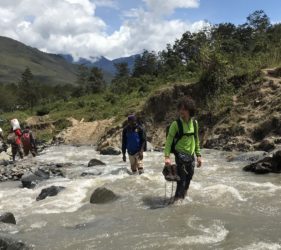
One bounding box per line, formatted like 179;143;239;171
56;118;114;145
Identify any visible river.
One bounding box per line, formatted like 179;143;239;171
0;145;281;250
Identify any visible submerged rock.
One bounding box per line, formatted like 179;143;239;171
36;186;65;201
90;187;118;204
55;163;73;168
88;159;106;167
110;167;131;175
100;146;121;155
243;150;281;174
81;170;103;177
0;236;29;250
0;212;16;225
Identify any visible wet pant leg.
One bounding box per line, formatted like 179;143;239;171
175;159;195;199
129;153;143;174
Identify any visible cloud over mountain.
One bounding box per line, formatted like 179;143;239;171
0;0;206;59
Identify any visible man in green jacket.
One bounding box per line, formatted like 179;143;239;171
164;97;202;202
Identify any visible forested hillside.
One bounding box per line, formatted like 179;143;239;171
1;10;281;146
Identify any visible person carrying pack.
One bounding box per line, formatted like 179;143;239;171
7;128;23;162
164;97;202;203
122;114;147;175
22;126;37;157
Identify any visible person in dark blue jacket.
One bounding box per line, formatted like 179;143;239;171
122;115;146;175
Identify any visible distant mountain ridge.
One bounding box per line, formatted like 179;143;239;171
0;35;137;86
60;54;138;75
0;36;78;85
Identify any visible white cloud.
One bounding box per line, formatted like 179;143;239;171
93;0;118;9
0;0;206;60
144;0;200;15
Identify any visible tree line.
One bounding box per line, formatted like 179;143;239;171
0;10;280;113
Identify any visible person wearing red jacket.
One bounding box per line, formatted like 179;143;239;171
7;128;24;162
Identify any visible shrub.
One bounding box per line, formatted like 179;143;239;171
36;107;50;116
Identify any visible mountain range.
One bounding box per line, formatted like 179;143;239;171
0;36;78;85
60;54;138;75
0;36;137;85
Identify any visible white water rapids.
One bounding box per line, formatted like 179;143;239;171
0;145;281;250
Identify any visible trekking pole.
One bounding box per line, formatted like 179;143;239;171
170;181;174;203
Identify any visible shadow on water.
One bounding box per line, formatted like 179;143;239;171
142;196;173;209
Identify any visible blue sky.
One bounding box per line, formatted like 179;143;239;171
96;0;281;34
0;0;280;59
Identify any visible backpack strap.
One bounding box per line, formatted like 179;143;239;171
176;118;183;138
174;118;183;147
176;119;198;142
193;119;198;139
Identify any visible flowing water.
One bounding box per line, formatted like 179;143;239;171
0;145;281;250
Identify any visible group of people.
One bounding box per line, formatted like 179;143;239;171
0;119;37;162
121;96;202;203
1;96;201;203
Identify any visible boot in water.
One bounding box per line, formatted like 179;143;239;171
138;168;144;175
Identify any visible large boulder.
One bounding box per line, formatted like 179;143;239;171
100;146;121;155
21;169;50;189
90;187;118;204
0;236;29;250
36;186;65;201
243;150;281;174
0;212;16;225
88;159;106;167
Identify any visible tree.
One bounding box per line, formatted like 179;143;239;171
114;62;129;79
76;64;88;86
246;10;271;32
132;50;158;77
87;67;105;93
0;85;17;111
159;44;181;72
18;67;39;109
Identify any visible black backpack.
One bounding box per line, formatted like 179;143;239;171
166;118;198;154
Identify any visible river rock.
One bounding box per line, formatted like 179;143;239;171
227;151;268;162
243;150;281;174
0;212;16;224
256;139;275;152
90;187;118;204
0;236;29;250
81;170;103;176
55;163;72;168
88;159;106;167
0;160;9;166
21;169;50;188
0;163;33;182
36;186;65;201
110;167;131;175
100;146;121;155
